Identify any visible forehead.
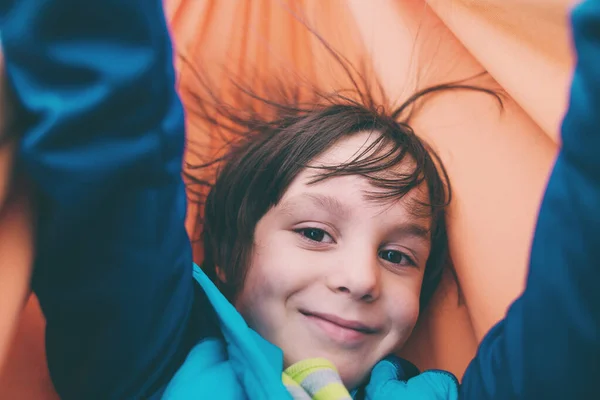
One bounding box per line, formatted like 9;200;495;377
280;131;430;221
309;130;415;173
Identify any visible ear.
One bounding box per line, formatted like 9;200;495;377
216;266;227;283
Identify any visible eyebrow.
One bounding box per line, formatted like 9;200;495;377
279;193;350;219
279;194;431;242
388;222;431;242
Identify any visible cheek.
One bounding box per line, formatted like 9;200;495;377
385;282;422;338
234;239;302;326
234;249;277;319
245;233;315;293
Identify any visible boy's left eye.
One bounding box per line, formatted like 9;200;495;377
295;228;334;244
378;249;415;266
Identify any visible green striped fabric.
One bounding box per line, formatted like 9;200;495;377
282;358;352;400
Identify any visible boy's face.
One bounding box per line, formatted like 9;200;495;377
234;132;432;389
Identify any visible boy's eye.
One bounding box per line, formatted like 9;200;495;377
378;249;414;266
297;228;333;243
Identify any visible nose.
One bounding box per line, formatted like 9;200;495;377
326;248;381;302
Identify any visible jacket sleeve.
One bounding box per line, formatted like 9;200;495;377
460;0;600;398
1;1;195;398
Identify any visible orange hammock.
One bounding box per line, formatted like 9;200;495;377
0;0;574;397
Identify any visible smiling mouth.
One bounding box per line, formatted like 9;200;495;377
300;310;378;345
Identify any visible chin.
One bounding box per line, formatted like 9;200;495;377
338;366;370;391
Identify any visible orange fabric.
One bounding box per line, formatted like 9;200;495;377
0;188;33;373
0;51;33;375
427;0;576;142
0;296;58;400
0;0;577;397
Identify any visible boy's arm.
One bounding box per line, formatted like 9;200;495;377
1;1;194;399
461;0;600;398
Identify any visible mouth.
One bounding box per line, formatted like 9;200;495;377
300;310;379;346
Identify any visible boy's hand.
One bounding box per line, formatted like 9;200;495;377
365;359;459;399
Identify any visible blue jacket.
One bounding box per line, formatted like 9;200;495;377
1;0;599;399
162;264;292;399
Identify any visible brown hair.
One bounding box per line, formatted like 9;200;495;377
182;32;502;308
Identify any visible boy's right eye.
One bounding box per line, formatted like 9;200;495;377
295;228;334;243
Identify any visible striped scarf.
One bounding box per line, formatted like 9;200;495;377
282;358;352;400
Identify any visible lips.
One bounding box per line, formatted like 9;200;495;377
300;310;379;345
302;311;378;333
